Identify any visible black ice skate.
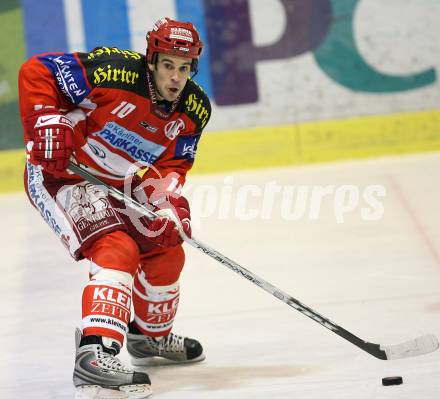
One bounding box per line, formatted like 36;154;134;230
126;322;205;366
73;328;152;398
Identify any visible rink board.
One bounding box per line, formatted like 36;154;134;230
1;109;440;193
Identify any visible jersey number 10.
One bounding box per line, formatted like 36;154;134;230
111;101;136;119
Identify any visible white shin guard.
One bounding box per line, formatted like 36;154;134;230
81;262;134;344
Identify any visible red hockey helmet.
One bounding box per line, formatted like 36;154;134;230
146;17;203;72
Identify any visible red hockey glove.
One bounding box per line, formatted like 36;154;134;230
25;109;74;173
144;195;191;247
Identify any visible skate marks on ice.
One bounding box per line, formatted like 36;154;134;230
74;384;152;399
141;363;317;393
425;302;440;313
72;363;316;398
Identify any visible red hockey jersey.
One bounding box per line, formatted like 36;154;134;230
18;46;211;191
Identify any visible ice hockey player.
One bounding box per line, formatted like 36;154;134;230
18;17;211;398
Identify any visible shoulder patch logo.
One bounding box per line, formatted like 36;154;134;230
174;135;200;161
38;54;91;104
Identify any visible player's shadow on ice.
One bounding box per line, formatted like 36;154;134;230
137;363;317;393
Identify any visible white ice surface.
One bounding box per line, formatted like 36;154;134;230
1;153;440;399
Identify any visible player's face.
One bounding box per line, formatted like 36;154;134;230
149;53;192;101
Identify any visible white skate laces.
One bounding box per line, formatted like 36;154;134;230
96;348;132;373
153;333;185;354
95;337;133;373
126;324;205;365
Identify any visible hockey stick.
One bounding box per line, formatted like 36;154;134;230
68;162;439;360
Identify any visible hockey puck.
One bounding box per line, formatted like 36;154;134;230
382;376;403;386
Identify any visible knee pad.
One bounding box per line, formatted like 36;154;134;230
90;265;133;287
83;230;140;276
139;245;185;286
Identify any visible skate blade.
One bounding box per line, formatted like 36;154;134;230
75;384;153;399
131;353;206;367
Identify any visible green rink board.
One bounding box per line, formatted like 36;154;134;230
1;109;440;193
0;1;25;150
